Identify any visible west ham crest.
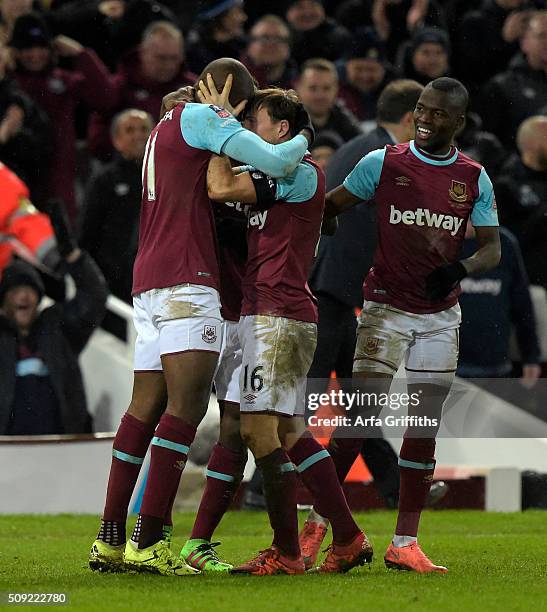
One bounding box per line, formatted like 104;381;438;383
202;324;217;344
449;180;467;203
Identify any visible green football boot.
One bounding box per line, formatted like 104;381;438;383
180;539;233;572
89;539;125;572
123;539;199;576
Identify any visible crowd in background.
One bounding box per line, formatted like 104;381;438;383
0;0;546;434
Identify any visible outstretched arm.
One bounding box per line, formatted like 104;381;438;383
324;185;362;217
461;226;501;275
207;154;258;203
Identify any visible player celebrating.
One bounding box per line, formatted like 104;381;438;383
89;59;314;577
202;88;370;576
301;77;500;573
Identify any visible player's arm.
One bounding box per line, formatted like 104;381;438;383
425;168;501;301
325;148;386;217
207;154;258;204
181;103;310;179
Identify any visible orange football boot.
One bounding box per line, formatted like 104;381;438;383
298;521;329;570
316;531;373;573
384;541;448;573
231;545;305;576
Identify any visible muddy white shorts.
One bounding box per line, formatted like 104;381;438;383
133;283;222;371
353;300;461;386
238;315;317;416
214;320;242;404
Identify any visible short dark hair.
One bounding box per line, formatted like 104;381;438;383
376;79;424;123
427;77;469;113
250;87;302;136
196;58;256;108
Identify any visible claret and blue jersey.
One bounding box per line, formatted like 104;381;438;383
343;140;499;314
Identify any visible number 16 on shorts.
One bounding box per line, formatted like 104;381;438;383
241;364;264;408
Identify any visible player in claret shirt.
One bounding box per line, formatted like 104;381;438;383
205;88;371;576
89;59;315;577
301;77;501;573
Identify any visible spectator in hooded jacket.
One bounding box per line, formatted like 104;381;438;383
398;27;450;86
10;13;117;223
480;10;547;149
87;20;196;160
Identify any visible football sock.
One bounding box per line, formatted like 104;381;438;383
136;413;196;549
190;443;247;541
100;412;155;542
289;434;360;545
392;535;417;547
256;447;300;559
395;438;436;538
325;436;363;484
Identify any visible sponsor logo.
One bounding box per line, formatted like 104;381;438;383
448;180;467;203
363;337;383;355
395;175;411;187
243;394;256;403
247;209;268;230
388;204;464;237
209;104;231;118
202;325;217;344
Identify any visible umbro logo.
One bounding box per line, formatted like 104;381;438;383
243;394;256;403
395;176;411;186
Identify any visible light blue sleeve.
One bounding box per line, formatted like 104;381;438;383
222;130;308;178
471;167;499;227
275;163;318;203
180;103;245;154
342;148;386;201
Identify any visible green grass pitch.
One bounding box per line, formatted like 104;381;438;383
1;511;546;611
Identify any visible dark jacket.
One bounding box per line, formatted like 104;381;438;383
239;53;298;90
0;77;51;201
495;155;547;288
315;101;362;143
0;252;108;434
337;64;395;123
310;126;394;307
480;54;547;149
290;17;352;66
79;155;142;302
458;227;540;376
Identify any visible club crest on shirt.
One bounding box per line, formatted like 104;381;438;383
449;180;467;203
202;324;218;344
363;336;383;355
209;104;231;118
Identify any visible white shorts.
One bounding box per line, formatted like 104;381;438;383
133;283;222;371
214;320;242;404
238;315;317;416
354;300;461;385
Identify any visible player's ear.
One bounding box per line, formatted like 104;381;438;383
455;113;466;134
279;118;290;139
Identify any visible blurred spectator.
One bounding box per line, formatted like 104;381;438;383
453;0;534;99
457;222;541;383
88;20;196;159
0;46;51;199
398;26;450;85
0;161;56;274
10;13;117;222
51;0;177;72
296;58;362;142
185;0;247;74
480;10;547;149
456;112;507;178
0;203;107;436
80;109;153;304
371;0;446;62
0;0;34;46
240;14;297;89
337;30;395;128
495;115;547;288
285;0;352;65
309;130;343;171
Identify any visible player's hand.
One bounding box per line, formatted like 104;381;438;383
197;73;248;118
321;215;338;235
160;86;196;118
43;199;79;259
294;104;315;146
0;104;24;143
0;45;15;80
53;35;84;57
425;261;467;301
